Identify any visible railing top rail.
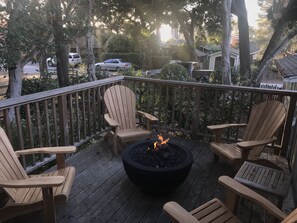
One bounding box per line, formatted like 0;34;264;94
124;76;297;97
0;76;124;109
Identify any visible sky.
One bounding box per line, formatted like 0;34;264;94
160;0;261;42
245;0;261;27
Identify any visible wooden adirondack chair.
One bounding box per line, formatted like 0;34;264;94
104;85;158;156
0;127;76;223
163;175;296;223
207;100;287;169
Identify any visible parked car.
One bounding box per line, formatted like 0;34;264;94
95;59;132;71
46;53;82;67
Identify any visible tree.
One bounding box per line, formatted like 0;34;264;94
86;0;96;81
221;0;233;85
251;0;297;85
232;0;251;80
49;0;69;86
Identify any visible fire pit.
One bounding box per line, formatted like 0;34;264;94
122;136;193;193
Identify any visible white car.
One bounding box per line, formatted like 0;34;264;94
95;59;132;71
47;53;82;67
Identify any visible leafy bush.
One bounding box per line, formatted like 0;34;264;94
209;66;240;84
105;35;131;53
22;77;59;95
157;63;193;81
151;56;171;69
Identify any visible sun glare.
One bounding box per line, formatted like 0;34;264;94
160;24;172;42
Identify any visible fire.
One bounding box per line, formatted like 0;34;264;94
147;135;169;152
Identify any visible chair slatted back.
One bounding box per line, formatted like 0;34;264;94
104;85;137;130
243;100;287;156
0;127;28;201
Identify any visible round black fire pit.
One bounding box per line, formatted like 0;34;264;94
122;139;193;193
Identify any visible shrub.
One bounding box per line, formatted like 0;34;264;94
22;77;59;95
106;35;131;53
157;63;193;81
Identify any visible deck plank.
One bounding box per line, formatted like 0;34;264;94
5;136;294;223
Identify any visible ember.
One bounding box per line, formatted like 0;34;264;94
131;136;185;168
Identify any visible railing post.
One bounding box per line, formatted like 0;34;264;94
57;95;69;169
282;96;297;157
191;87;201;139
58;95;69;146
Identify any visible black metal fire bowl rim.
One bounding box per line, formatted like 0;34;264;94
122;139;193;172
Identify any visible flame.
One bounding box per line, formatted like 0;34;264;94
153;135;169;151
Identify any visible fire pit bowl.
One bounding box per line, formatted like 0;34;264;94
122;139;193;193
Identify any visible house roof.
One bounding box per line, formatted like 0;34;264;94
197;42;260;58
276;54;297;77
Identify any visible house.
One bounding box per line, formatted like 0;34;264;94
196;43;261;71
275;53;297;90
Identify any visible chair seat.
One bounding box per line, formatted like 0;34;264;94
14;166;75;205
210;142;242;166
190;198;239;223
117;128;151;143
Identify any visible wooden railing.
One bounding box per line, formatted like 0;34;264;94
1;75;297;177
0;76;124;172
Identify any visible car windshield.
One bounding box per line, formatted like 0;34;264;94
73;54;80;58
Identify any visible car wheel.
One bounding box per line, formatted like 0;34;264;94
116;67;121;72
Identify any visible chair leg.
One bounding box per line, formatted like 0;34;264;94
42;187;56;223
213;154;219;163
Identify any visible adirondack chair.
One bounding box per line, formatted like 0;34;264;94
0;127;76;223
104;85;158;156
207;100;287;169
163;175;297;223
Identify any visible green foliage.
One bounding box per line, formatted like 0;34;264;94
105;35;131;53
22;77;59;95
209;66;240;84
151;56;171;69
169;44;191;62
157;63;192;81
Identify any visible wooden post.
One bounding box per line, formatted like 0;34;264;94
191;87;201;139
281;96;297;157
42;187;56;223
58;95;69;146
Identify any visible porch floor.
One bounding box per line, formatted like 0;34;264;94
7;136;295;223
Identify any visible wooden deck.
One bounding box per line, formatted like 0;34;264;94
6;136;295;223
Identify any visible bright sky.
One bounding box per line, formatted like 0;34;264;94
160;0;261;42
245;0;261;27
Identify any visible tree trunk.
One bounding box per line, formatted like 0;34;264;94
50;0;69;87
259;19;287;65
86;0;96;81
39;50;48;78
232;0;251;80
221;0;232;85
171;6;199;62
251;26;297;86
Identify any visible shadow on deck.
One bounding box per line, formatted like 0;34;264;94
7;136;295;223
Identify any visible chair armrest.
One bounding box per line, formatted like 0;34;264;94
15;146;76;157
237;137;276;149
163;201;199;223
219;176;286;221
207;123;247;143
0;176;65;188
207;123;247;131
137;110;158;122
104;113;119;127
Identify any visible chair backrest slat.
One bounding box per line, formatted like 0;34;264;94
243;100;287;156
104;85;137;130
0;127;28;201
